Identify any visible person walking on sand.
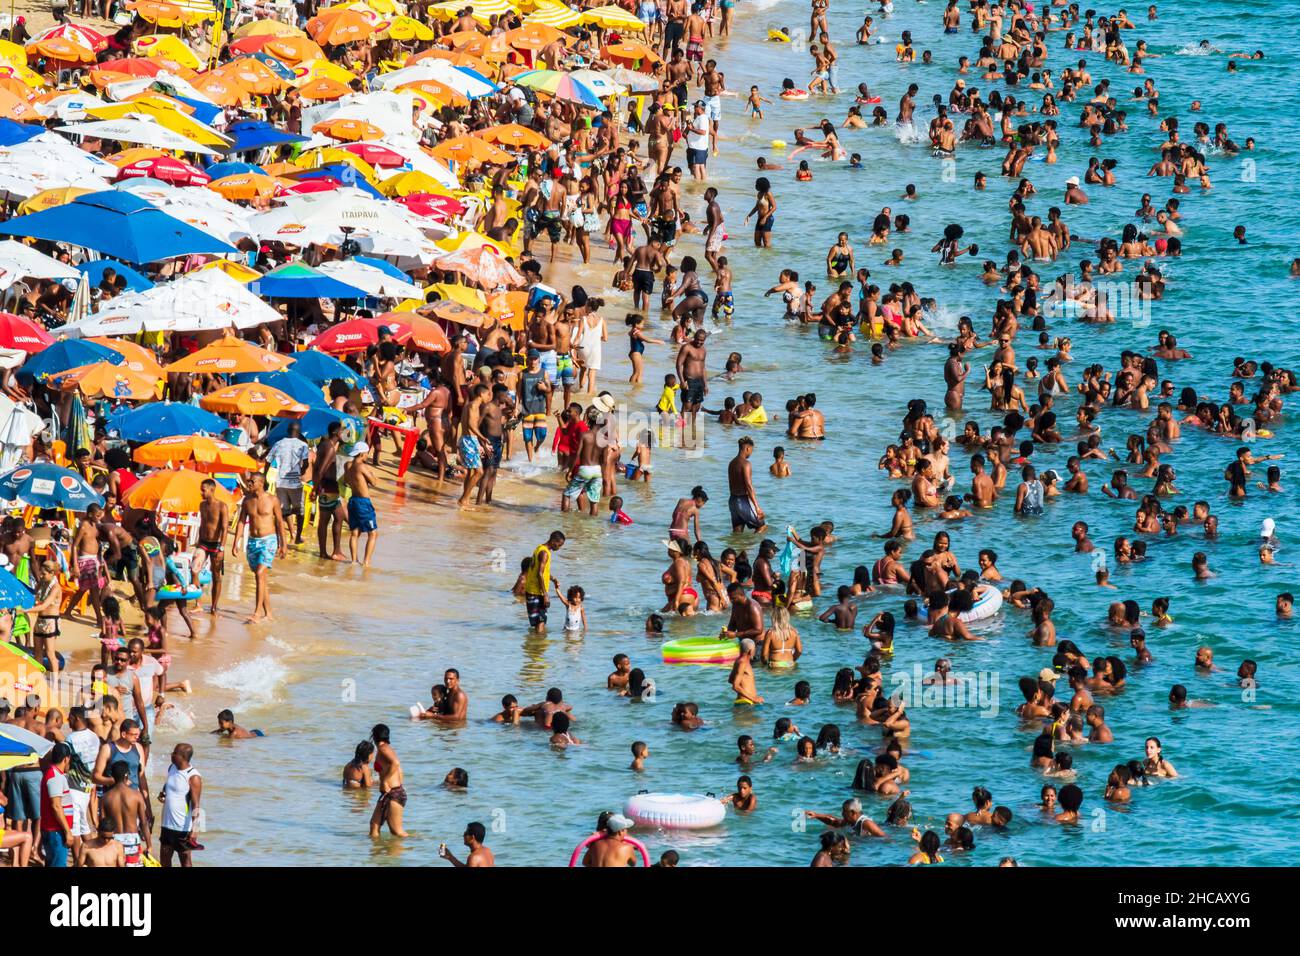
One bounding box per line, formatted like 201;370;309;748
345;444;379;567
369;723;408;838
234;472;288;624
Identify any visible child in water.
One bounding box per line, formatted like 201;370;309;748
609;495;633;525
746;85;771;118
771;446;791;477
796;160;813;181
555;584;587;632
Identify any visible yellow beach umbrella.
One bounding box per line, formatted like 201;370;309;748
307;9;377;46
232;20;306;39
479;123;551;150
198;259;263;283
421;282;487;310
378;16;435;41
394;79;469;110
17;187;93;215
428;0;513;23
378;169;453;198
107;146;171;167
436;231;511;256
132;34;202;70
127;0;216;26
0;61;44;89
581;4;646;30
525;1;582;28
0;39;27;66
85;101;230;148
291;58;358;88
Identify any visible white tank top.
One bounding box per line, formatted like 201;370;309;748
162;764;200;832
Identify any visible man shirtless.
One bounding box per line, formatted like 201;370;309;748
344;444;379;566
411;372;453;487
728;638;763;704
583;814;640;866
562;413;603;515
675;329;709;429
67;504;106;629
458;384;489;509
196;479;229;613
701;61;726;155
75;818;126;867
727;436;765;531
969;455;998;506
234;472;287;623
630;239;667;313
100;761;151;862
312;421;346;560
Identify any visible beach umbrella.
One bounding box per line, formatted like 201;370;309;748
0;118;42;146
290;58;359;88
14;187;95;215
124;467;235;513
312;118;384;143
188;72;251;107
479;122;552;150
86;337;163;376
290;167;384;199
76;260;154;292
434;245;525;289
423;282;486;310
207;172;283;200
0;462;104;510
211;59;288;96
428;0;512;23
20;339;123;381
233;20;306;39
378;16;435;41
502;23;569;51
580;4;645;30
0;89;43;123
129;1;219;27
231;369;327;408
132;34;202;70
0;313;54;355
566;68;627;98
252;262;370;300
26;38;97;65
196;259;263;283
133;434;259;473
204;160;265;179
0;721;52;762
429;134;513;166
286;349;360;386
267;406;359;442
84;100;230;148
52;362;160;401
315;260;426;300
604;66;661;91
165;333;291;374
0;240;81;285
313;314;450;354
511;69;606;109
33;22;109;52
377;169;451;198
405;48;496;76
393;192;465;221
62;271;280;337
486;289;530;330
394;79;470;111
0;737;39;771
55;115;219;155
340;142;407;168
108;401;227;440
0;191;235;263
298;77;353;101
0;565;32;607
200;381;310;418
229;52;297;83
524;1;582;28
116;156;212;187
307;9;377;46
422;299;491;328
225;119;310;152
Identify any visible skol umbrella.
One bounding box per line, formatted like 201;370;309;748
164;333;292;374
124;467;235;512
199;381;310;418
133;435;259;472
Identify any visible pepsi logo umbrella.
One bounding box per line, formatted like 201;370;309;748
0;462;104;510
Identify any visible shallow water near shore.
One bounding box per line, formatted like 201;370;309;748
147;3;1300;866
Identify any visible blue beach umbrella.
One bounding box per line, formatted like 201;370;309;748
0;462;104;510
267;407;360;442
226;120;310;153
0;567;33;608
232;370;328;408
19;339;123;381
0;191;236;264
0;119;43;146
107;401;227;441
294;165;384;199
286;349;361;387
251;262;370;299
75;260;155;293
203;160;267;179
353;256;412;283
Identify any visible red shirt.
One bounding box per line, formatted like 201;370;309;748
40;766;72;833
553;419;588;455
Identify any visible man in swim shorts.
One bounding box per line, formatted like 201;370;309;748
523;530;565;631
675;328;709;428
562;414;604;515
727;436;766;532
235;471;287;624
197;478;229;614
345;443;379;567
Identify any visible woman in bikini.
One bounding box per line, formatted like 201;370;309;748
761;606;802;668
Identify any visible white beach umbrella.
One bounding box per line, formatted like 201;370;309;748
60;270;280;336
315;260;426;300
54;114;221;156
0;240;82;290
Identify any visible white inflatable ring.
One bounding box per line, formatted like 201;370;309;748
625;792;726;830
957;585;1003;623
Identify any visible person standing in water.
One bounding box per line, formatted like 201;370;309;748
233;472;287;624
369;724;407;838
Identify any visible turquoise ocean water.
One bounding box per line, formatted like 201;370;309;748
151;2;1300;866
